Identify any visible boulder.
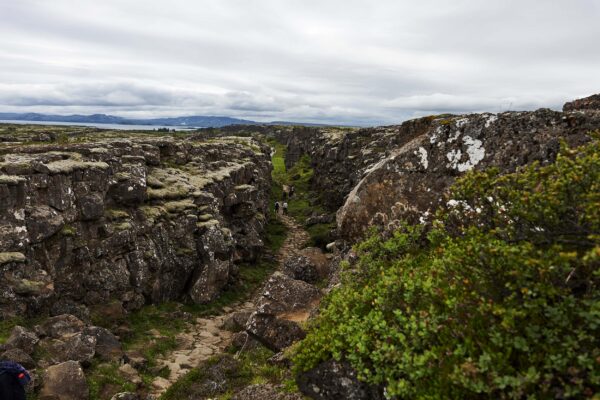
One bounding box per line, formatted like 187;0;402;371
39;361;89;400
282;255;319;283
246;312;305;352
230;331;260;350
4;326;39;355
221;311;252;332
1;347;36;369
256;272;321;314
36;314;85;338
110;393;139;400
37;333;96;365
84;326;122;361
296;359;384;400
118;363;142;385
232;383;304;400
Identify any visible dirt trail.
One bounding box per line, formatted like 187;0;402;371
150;213;309;397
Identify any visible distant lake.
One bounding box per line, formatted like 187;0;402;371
0;120;198;131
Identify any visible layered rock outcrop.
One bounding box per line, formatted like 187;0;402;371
273;99;600;242
0;134;271;317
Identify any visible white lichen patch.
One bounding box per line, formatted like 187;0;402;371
447;136;485;172
458;136;485;172
448;130;461;143
455;118;469;128
429;126;444;144
484;114;498;128
414;147;428;169
13;209;25;220
446;149;462;168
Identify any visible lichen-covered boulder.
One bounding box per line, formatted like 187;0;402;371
296;359;384;400
246;312;305;352
232;383;304;400
0;347;36;369
39;361;89;400
255;272;321;315
83;326;122;361
3;326;39;355
282;255;320;283
35;314;85;338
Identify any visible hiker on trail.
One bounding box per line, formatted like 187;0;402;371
274;201;280;215
289;185;295;198
282;185;289;200
282;201;288;215
0;360;30;400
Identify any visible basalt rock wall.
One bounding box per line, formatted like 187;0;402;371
0;135;271;318
274;97;600;242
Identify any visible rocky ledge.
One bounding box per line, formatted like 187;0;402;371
273;94;600;242
0;134;271;318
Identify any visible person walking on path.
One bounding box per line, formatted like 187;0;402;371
282;201;288;215
289;185;295;198
274;201;280;215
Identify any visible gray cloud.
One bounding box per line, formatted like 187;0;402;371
0;0;599;125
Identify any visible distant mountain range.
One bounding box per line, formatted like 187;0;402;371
0;112;331;128
0;112;259;128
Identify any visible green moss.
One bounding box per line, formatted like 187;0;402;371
87;361;137;400
198;213;213;222
105;208;130;221
60;224;77;236
147;185;190;201
0;252;26;265
45;158;109;174
113;222;132;231
0;317;25;344
196;219;219;229
306;222;336;249
0;175;26;184
140;205;166;222
164;199;196;213
161;347;296;400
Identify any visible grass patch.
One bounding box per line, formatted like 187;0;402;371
87;361;137;400
306;221;336;249
265;210;287;253
161;346;299;400
0;316;25;344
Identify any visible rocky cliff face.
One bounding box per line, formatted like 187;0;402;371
274;98;600;242
0;134;271;318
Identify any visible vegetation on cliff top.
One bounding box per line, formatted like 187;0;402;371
294;135;600;398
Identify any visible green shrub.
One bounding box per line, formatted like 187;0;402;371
294;135;600;399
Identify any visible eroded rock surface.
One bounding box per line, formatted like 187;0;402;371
0;135;271;317
273;99;600;241
296;359;384;400
39;360;89;400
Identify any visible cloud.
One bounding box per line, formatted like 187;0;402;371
0;0;599;125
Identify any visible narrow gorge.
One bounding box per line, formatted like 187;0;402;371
1;93;600;399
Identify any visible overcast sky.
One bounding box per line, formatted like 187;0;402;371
0;0;599;125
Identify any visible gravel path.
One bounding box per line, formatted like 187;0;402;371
150;214;309;397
